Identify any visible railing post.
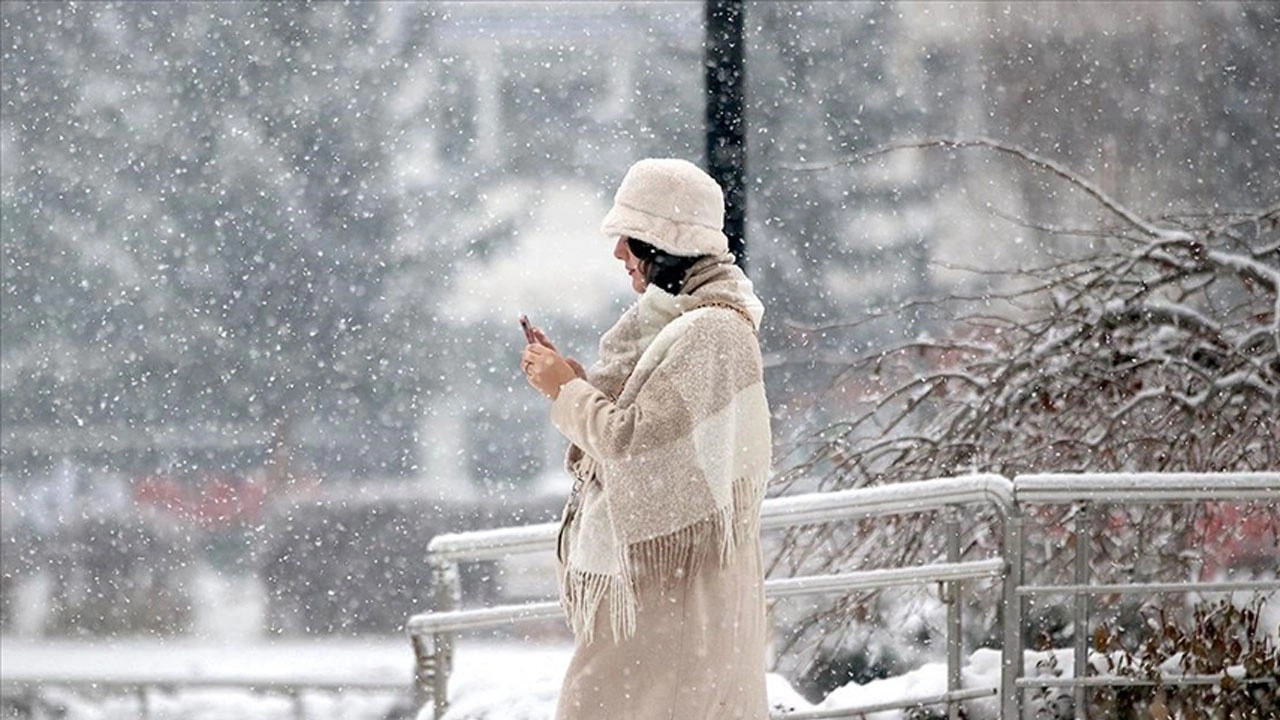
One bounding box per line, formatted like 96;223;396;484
1072;502;1092;720
1001;507;1024;720
410;632;435;711
944;506;963;720
429;555;462;719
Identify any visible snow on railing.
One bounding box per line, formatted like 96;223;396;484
427;521;558;563
1014;471;1280;502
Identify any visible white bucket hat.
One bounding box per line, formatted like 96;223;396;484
600;158;729;257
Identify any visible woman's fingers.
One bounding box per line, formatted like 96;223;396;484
520;346;539;376
524;344;552;363
522;344;560;376
520;344;575;399
532;327;557;351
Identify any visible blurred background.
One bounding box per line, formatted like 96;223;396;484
1;0;1275;658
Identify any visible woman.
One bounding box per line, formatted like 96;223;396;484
521;158;772;720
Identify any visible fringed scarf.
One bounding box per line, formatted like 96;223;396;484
550;253;772;643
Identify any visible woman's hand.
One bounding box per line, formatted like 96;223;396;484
529;326;587;379
522;343;579;399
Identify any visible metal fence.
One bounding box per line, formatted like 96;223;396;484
407;472;1280;719
1010;472;1280;719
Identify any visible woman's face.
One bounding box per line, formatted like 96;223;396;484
613;236;648;294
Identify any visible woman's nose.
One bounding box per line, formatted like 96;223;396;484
613;237;626;260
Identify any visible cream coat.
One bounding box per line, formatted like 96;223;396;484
548;260;771;720
553;530;768;720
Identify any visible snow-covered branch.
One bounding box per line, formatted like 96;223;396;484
771;147;1278;683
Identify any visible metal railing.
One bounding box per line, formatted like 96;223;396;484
406;472;1280;720
409;474;1021;720
1011;472;1280;720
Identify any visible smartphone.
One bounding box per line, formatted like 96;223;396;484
519;314;538;344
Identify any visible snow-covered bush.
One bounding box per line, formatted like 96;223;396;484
1091;594;1279;719
770;139;1279;698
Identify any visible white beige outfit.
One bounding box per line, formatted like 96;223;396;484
550;254;772;720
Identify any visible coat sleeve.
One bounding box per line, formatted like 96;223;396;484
549;378;632;462
548;313;753;467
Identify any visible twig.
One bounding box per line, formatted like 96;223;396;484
785;136;1186;241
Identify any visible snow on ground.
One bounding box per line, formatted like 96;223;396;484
0;635;411;720
0;636;413;688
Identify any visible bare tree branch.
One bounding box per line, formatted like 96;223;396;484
769;144;1278;679
784;136;1195;241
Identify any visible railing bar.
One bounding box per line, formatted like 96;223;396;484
765;560;1006;599
1017;579;1280;595
1071;502;1091;720
944;507;963;720
428;475;1020;559
408;601;564;634
1001;512;1025;720
1018;675;1278;688
760;475;1014;527
1015;472;1280;504
428;525;558;561
771;687;997;719
1013;486;1274;499
1017;472;1280;485
409;562;1007;635
0;679;408;692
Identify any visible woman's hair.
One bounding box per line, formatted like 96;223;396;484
627;237;702;295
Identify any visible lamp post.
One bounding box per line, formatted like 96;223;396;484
704;0;747;271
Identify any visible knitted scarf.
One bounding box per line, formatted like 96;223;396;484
552;253;772;642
